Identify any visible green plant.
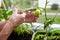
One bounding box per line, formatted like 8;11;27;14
44;0;49;20
31;0;57;40
31;31;46;40
3;0;12;9
51;3;59;10
14;23;33;35
0;9;13;20
50;30;60;36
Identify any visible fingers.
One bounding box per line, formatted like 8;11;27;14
13;7;18;14
13;7;26;17
20;12;26;17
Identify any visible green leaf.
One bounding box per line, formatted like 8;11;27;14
31;31;45;40
7;10;13;15
44;18;55;29
0;9;8;20
0;9;13;20
25;24;29;29
14;25;22;35
35;35;44;40
50;30;60;35
30;22;33;27
0;15;4;19
14;24;29;35
0;9;7;13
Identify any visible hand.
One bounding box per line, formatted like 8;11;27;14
9;8;26;27
24;10;39;23
0;21;6;31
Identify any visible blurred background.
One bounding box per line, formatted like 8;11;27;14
0;0;38;10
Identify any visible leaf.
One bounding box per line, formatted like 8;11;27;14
25;30;31;34
25;24;29;29
50;30;60;35
14;24;25;35
0;9;7;13
31;31;45;40
30;22;33;27
0;9;8;20
35;35;44;40
44;18;55;29
7;10;13;15
14;24;29;35
0;15;4;19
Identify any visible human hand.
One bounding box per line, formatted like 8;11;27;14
9;7;26;27
24;10;39;23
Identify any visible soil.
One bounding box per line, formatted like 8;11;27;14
8;31;32;40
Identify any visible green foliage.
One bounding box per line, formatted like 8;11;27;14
0;9;5;20
47;36;57;40
31;30;60;40
50;30;60;36
14;23;32;35
35;35;44;40
31;0;57;40
51;3;59;10
0;9;13;20
31;31;45;40
54;17;60;24
44;18;55;29
30;22;33;27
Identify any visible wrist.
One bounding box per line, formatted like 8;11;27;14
8;17;23;27
8;18;15;28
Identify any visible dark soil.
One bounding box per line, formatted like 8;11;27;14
8;31;32;40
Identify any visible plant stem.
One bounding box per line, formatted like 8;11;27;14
3;0;12;10
45;28;48;40
1;0;6;9
3;0;8;10
56;37;57;40
44;0;48;20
